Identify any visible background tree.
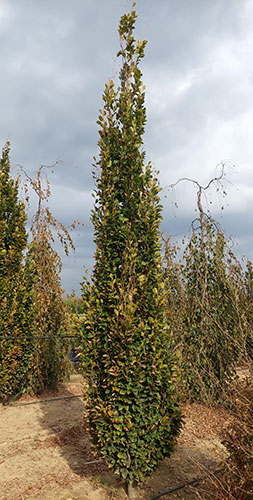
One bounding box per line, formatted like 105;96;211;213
23;165;76;392
165;173;247;403
65;292;85;315
162;237;185;395
183;219;245;402
81;8;182;497
0;142;36;399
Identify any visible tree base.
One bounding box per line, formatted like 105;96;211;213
126;483;139;499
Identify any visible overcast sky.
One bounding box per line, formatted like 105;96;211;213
1;0;253;294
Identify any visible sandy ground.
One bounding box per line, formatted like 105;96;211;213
0;374;231;500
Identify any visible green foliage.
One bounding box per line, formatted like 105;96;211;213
25;238;70;391
180;217;246;403
65;293;85;314
81;9;182;487
0;142;36;399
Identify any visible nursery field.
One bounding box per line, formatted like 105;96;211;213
0;373;237;500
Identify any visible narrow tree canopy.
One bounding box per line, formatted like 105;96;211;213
81;9;182;490
0;142;35;398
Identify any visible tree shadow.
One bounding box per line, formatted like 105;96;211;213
38;387;215;500
38;371;124;492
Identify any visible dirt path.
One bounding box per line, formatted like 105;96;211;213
0;375;230;500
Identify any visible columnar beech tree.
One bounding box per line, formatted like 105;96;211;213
81;9;182;492
0;142;35;399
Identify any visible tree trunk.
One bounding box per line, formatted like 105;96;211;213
127;483;139;499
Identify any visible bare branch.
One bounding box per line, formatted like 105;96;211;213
162;162;226;192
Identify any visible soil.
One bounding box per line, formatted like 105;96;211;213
0;373;232;500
